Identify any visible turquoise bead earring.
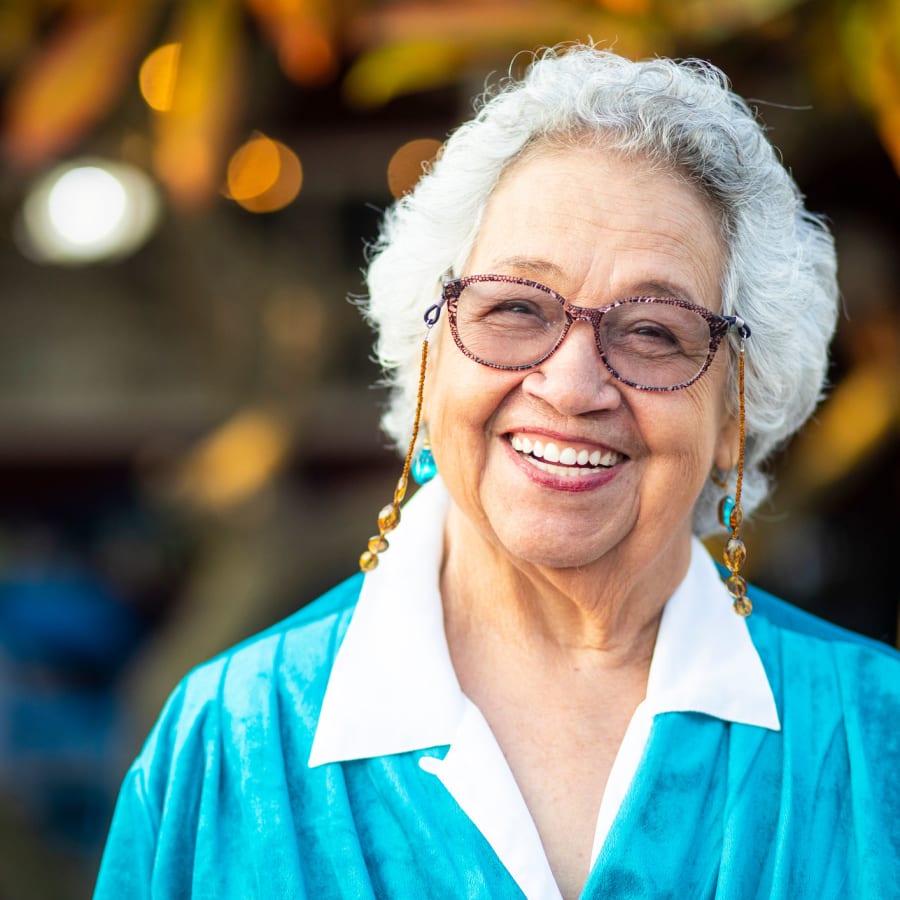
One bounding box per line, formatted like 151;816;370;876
412;430;437;485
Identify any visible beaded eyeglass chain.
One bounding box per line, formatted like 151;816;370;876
713;330;752;617
358;304;440;572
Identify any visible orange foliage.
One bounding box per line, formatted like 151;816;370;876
2;2;155;168
2;0;898;204
152;0;244;209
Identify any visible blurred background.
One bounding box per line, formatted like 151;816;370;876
0;0;897;896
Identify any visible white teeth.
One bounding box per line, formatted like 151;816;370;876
509;434;623;470
527;457;590;477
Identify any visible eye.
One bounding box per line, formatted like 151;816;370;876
605;318;693;360
473;298;556;335
461;286;558;324
631;322;679;344
488;299;544;317
602;299;712;360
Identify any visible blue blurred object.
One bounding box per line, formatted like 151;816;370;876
0;568;142;676
0;566;144;856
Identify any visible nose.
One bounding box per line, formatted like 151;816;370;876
521;319;623;416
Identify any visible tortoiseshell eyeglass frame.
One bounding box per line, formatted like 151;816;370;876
423;274;751;393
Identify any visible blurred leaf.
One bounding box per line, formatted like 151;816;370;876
343;39;469;108
356;0;644;52
347;0;648;51
785;359;900;492
838;0;900;175
0;2;40;76
343;1;657;107
153;0;245;208
595;0;651;14
659;0;804;39
868;0;900;175
2;1;158;168
806;2;852;109
173;409;291;510
349;0;570;45
246;0;339;85
839;1;878;104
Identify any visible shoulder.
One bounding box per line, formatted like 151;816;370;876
135;573;364;790
744;584;900;868
180;571;362;703
747;581;898;660
746;582;900;721
96;574;366;892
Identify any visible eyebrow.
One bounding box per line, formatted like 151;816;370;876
487;257;566;279
632;280;691;300
482;258;696;303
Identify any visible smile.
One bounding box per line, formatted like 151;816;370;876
508;433;625;476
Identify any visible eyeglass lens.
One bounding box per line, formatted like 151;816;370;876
452;278;715;389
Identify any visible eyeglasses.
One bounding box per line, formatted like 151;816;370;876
434;274;750;392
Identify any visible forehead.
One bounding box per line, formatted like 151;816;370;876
468;145;725;307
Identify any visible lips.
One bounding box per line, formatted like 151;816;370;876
509;433;625;469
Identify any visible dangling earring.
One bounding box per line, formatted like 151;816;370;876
411;427;437;485
359;302;442;572
714;330;752;617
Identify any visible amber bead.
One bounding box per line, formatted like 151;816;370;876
367;535;389;553
359;550;379;572
733;596;753;617
393;475;408;506
725;574;747;599
377;503;401;533
724;537;747;572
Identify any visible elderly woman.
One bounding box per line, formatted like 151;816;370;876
95;46;899;899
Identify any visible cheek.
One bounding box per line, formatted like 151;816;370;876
425;336;488;465
638;385;725;479
423;331;461;439
425;338;524;478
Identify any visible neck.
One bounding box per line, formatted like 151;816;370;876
440;503;693;671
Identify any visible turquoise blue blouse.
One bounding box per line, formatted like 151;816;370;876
94;579;900;898
94;484;900;898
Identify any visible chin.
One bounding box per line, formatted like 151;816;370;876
488;516;630;572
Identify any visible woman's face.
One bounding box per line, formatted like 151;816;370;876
426;145;737;571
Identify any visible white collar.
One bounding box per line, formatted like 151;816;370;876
308;477;779;898
310;477;778;766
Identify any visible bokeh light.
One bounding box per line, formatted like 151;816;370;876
174;410;291;510
226;134;303;213
139;43;182;113
18;159;161;265
278;27;337;86
48;167;126;246
387;138;443;198
595;0;650;14
227;133;281;200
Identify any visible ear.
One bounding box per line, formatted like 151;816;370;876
713;410;740;473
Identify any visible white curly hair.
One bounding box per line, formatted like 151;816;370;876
361;44;839;536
